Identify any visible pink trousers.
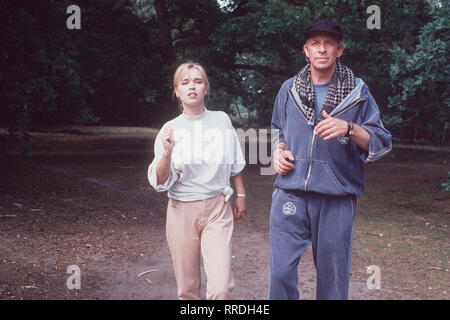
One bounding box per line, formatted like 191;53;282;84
166;194;234;300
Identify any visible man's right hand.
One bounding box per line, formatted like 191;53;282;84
274;143;295;175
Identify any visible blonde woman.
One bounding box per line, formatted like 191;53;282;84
148;62;247;300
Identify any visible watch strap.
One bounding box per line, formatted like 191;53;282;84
345;121;354;137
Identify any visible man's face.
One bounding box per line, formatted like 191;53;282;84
303;32;344;73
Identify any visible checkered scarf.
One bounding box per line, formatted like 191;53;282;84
294;62;356;125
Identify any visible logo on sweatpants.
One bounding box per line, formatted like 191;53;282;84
337;137;350;144
282;202;296;215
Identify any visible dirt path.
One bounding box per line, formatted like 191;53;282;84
0;128;447;300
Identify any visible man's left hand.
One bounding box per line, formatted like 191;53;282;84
314;110;348;140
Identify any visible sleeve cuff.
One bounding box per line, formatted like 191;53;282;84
147;162;178;192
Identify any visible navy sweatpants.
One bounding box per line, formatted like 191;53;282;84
269;188;356;300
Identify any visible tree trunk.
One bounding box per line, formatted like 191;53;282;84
154;0;176;63
235;102;242;123
154;0;178;119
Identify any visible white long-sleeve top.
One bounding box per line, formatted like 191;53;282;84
148;108;246;201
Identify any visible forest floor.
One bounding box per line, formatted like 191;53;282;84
0;126;448;300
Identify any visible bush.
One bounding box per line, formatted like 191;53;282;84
387;7;450;143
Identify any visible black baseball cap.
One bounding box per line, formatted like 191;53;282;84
304;20;343;41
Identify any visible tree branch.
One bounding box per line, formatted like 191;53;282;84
230;63;289;76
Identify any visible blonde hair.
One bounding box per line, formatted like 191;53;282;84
173;62;210;99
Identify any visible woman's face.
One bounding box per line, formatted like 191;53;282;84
174;68;208;109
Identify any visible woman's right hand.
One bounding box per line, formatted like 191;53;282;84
162;127;175;156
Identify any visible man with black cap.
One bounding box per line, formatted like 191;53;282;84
269;20;392;299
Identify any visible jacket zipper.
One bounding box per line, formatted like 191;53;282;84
303;98;365;191
286;89;315;190
304;133;315;191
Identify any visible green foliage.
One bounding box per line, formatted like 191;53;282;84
0;1;96;154
205;0;437;130
0;0;447;154
387;6;450;142
0;1;97;128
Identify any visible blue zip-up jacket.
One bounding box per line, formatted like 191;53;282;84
271;76;392;197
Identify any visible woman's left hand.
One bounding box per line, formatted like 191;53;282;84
233;197;247;221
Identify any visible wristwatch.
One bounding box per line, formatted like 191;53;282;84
345;121;354;137
236;193;246;198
